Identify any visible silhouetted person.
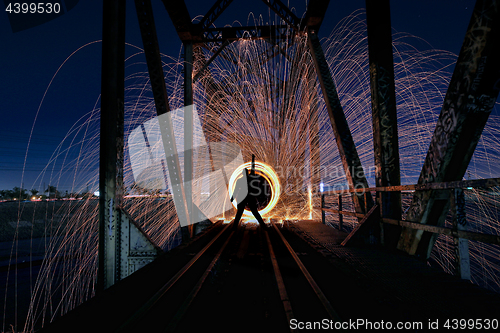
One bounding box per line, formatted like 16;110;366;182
230;168;266;229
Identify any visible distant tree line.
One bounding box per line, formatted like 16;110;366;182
0;185;96;201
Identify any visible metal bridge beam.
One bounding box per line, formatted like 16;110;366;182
199;0;234;31
135;0;192;238
301;0;330;32
99;0;161;291
261;0;300;31
307;29;374;216
193;40;231;83
399;0;500;258
452;188;471;280
98;0;127;292
365;0;402;248
161;0;197;41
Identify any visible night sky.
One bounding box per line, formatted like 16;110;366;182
0;0;477;193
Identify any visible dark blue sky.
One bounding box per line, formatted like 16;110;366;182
0;0;477;192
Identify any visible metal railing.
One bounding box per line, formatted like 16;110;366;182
318;177;500;279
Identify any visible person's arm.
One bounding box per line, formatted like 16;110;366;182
251;154;255;175
231;178;245;203
230;183;239;202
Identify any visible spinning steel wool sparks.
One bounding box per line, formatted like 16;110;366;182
3;7;500;332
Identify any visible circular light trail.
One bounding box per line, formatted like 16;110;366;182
228;161;280;217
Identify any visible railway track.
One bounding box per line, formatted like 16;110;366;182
115;220;344;332
38;217;500;333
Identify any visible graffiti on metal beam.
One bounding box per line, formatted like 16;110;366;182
400;0;500;257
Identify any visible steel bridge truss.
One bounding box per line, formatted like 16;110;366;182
98;0;500;289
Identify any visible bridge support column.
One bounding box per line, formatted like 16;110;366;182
99;0;161;291
135;0;192;240
366;0;401;248
452;188;470;280
399;0;500;258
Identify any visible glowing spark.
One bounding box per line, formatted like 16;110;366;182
308;185;313;220
5;10;500;332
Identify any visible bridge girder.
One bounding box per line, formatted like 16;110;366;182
366;0;402;248
98;0;162;291
199;0;234;31
134;0;192;238
99;0;500;285
261;0;301;31
399;0;500;258
301;0;330;32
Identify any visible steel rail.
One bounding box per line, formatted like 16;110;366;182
115;221;232;332
270;221;343;323
264;230;296;332
164;229;236;332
